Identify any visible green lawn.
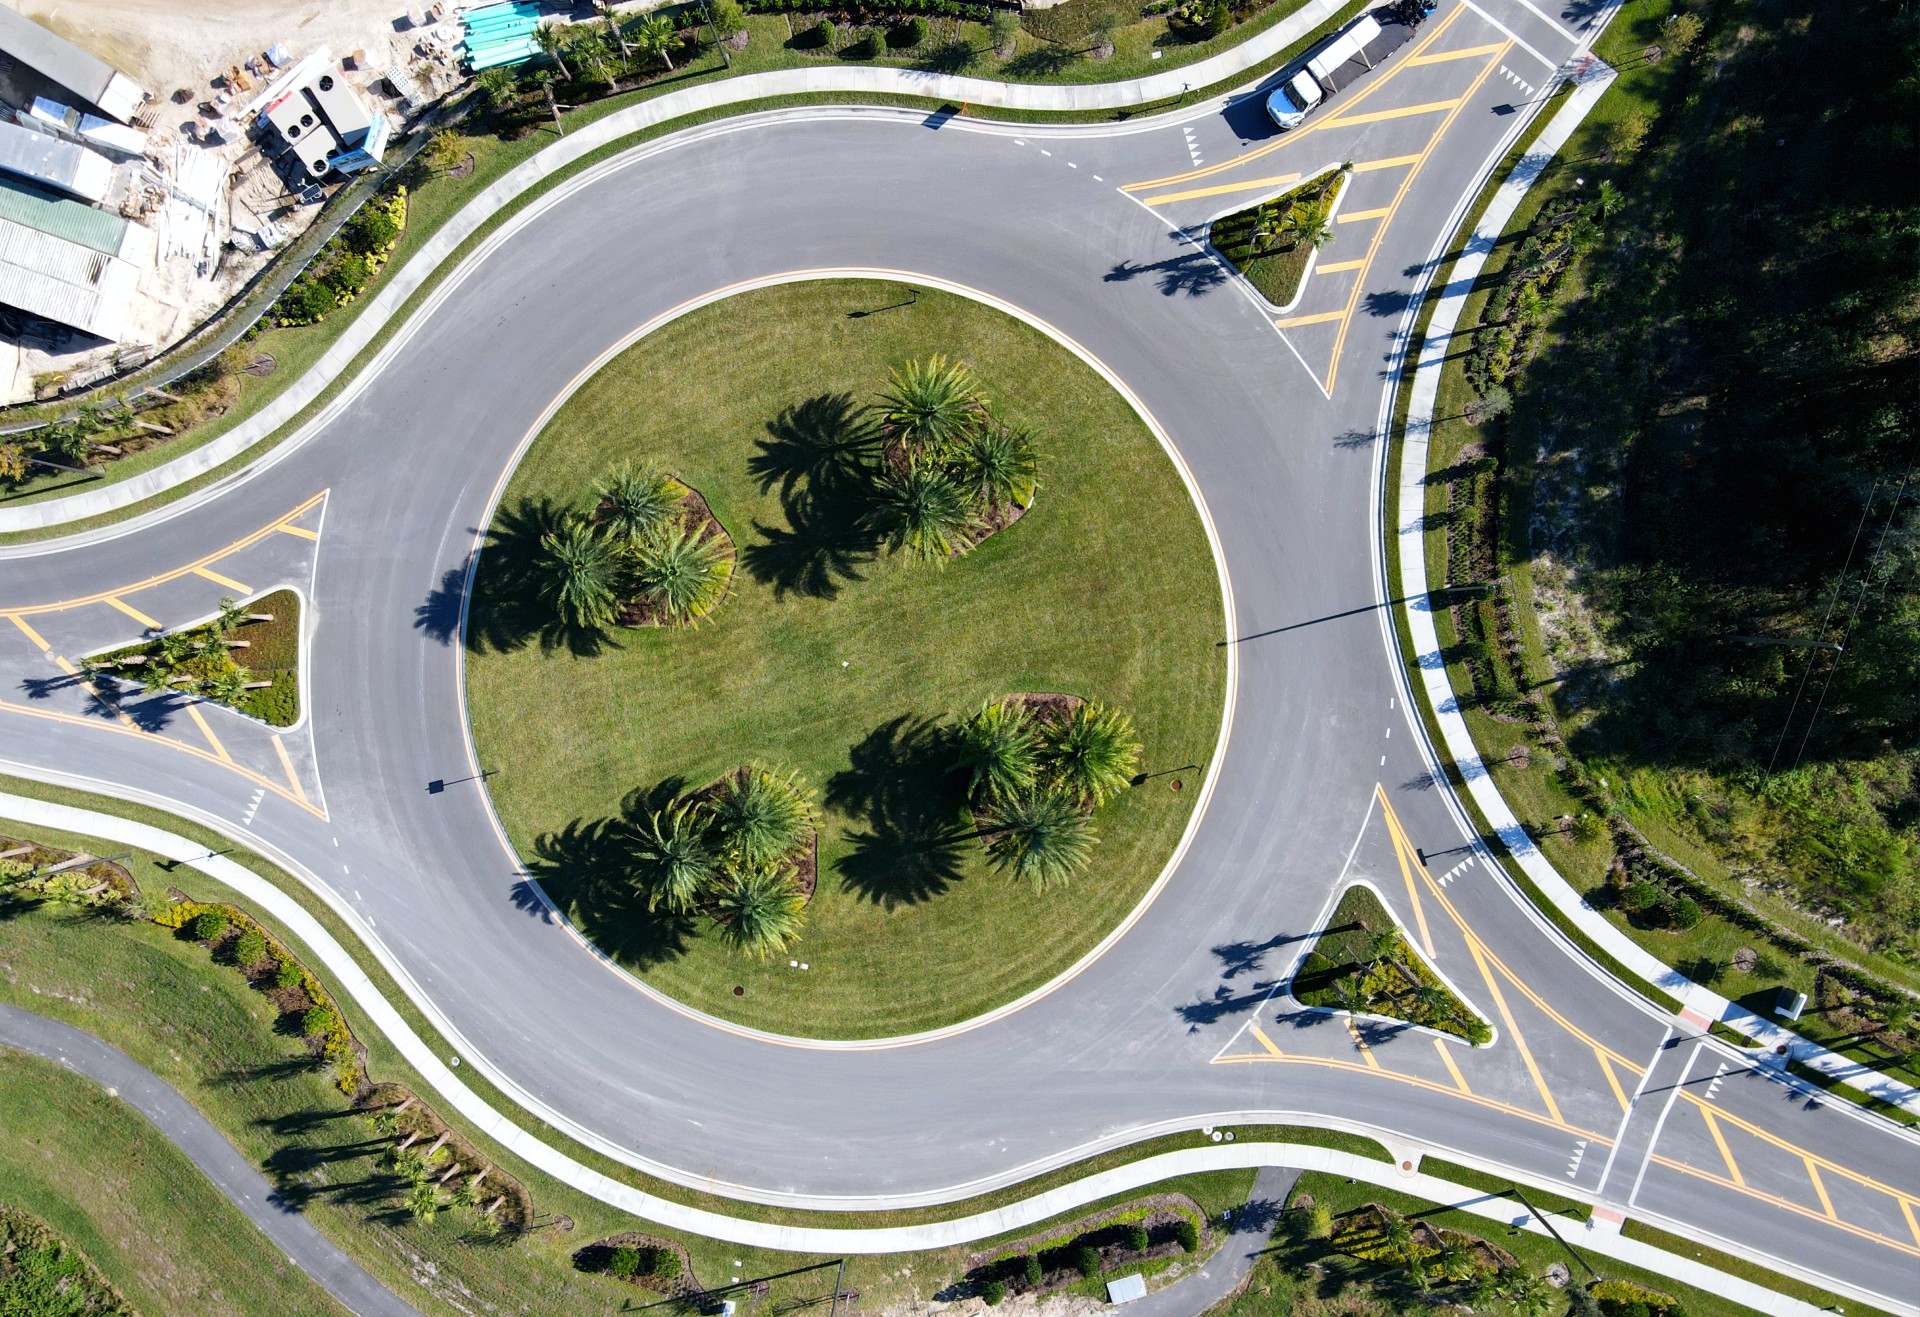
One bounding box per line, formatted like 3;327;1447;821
466;278;1226;1037
0;1055;348;1317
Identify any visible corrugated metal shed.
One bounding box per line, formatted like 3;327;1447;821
0;120;112;203
0;7;148;123
0;215;142;339
0;177;134;257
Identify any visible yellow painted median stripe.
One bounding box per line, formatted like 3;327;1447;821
1405;41;1508;64
1902;1197;1920;1250
52;655;136;730
273;735;309;807
1435;1037;1472;1094
1354;154;1423;171
1324;100;1462;129
1273;310;1346;329
1250;1026;1284;1058
1651;1155;1920;1258
6;614;49;651
185;703;233;764
1466;933;1563;1124
1377;785;1437;957
103;595;159;629
275;523;320;541
192;565;251;593
1701;1107;1744;1186
1598;1050;1630;1112
1140;171;1301;206
1339;207;1392;224
1806;1159;1837;1221
1344;1017;1381;1070
1315;259;1366;274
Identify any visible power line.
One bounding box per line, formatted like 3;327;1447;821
1765;479;1879;777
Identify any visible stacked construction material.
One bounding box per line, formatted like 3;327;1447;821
460;2;541;71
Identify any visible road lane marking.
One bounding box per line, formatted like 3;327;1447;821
1628;1040;1701;1207
1506;0;1578;42
5;614;49;650
1315;259;1366;274
1344;1017;1381;1069
192;565;251;593
1377;785;1436;956
50;654;137;729
275;523;320;541
1676;1090;1920;1209
1120;4;1467;191
1273;311;1346;328
1699;1106;1744;1186
1405;41;1509;64
272;735;309;807
1352;153;1424;170
1597;1049;1630;1111
1456;0;1558;69
1325;103;1462;130
1650;1154;1920;1259
1591;1027;1671;1201
103;595;160;629
1435;1037;1471;1093
1140;171;1300;206
1903;1197;1920;1250
1250;1026;1284;1058
1338;207;1392;223
184;703;234;764
1466;932;1563;1124
1805;1158;1837;1220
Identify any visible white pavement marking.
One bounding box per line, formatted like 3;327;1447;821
1500;64;1538;95
1628;1039;1702;1208
1592;1027;1672;1200
1456;0;1558;68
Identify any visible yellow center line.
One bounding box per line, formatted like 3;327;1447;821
1699;1106;1744;1186
5;614;49;651
1249;1026;1285;1058
1273;310;1346;329
1676;1090;1920;1207
1140;171;1300;207
1325;100;1459;130
272;735;310;807
1597;1050;1630;1112
103;595;160;629
1806;1159;1837;1221
1650;1154;1920;1259
1121;4;1467;192
184;703;233;764
275;523;320;541
1351;152;1425;170
1435;1037;1472;1094
1377;784;1436;957
1344;1017;1381;1070
1405;41;1509;64
1338;207;1392;223
9;492;326;616
1315;259;1366;274
1465;932;1564;1124
192;565;251;593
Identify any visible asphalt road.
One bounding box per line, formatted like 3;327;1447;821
0;1004;422;1317
1;2;1915;1308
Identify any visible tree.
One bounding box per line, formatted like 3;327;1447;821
1502;1270;1554;1317
879;354;984;464
537;516;623;629
710;0;745;41
601;0;633;58
1204;0;1233;37
1037;701;1142;806
210;595;248;637
597;463;680;543
989;9;1020;56
631;516;731;622
0;442;27;484
983;792;1098;886
709;767;814;870
1367;924;1403;965
1089;9;1119;56
1604;109;1651;161
956;421;1040;510
476;66;517;114
535;19;571;80
1380;1211;1415;1267
1433;1237;1473;1284
711;865;806;957
1332;974;1365;1017
406;1181;441;1222
956;700;1040;802
867;465;977;561
1662;11;1703;55
1594;178;1623;220
633;13;678;71
635;800;717;911
200;666;253;706
1286;205;1334;251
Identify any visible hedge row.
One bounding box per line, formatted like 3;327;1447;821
275;185;410;329
742;0;999;20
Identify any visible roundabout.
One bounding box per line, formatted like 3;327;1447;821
0;5;1915;1311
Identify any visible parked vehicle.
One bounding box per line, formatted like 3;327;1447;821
1265;12;1387;129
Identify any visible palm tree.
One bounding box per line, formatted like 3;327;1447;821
200;666;252;706
157;628;200;667
955;700;1039;802
879;355;984;463
537;516;623;629
634;801;717;912
633;13;677;71
535;20;571;80
1037;701;1142;806
711;865;806;958
982;792;1097;886
1432;1237;1473;1286
630;517;731;622
210;595;247;637
1502;1270;1554;1317
1332;974;1365;1018
600;0;632;59
597;463;679;543
1287;206;1334;251
867;464;977;561
1380;1212;1416;1271
1594;178;1623;220
956;421;1040;511
709;767;813;870
406;1181;441;1222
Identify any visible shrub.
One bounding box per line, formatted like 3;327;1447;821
852;28;885;57
1666;893;1704;930
321;251;375;298
344;204;401;255
232;928;269;967
811;18;835;46
608;1245;642;1276
651;1249;681;1279
191;910;231;941
1173;1217;1200;1251
981;1278;1006;1305
1304;1202;1334;1240
276;278;338;326
1073;1243;1100;1278
710;0;745;38
1464;1016;1494;1046
1620;880;1664;914
1021;1253;1042;1285
301;1004;339;1037
1124;1223;1149;1252
891;15;929;47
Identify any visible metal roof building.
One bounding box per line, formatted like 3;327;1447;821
0;6;148;123
0;119;113;203
0;177;151;340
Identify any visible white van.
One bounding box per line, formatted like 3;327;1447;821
1266;13;1385;129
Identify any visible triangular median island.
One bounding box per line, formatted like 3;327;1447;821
1290;883;1492;1045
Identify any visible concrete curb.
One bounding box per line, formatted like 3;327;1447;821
1390;67;1920;1116
0;0;1349;538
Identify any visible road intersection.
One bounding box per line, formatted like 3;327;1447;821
1;2;1915;1308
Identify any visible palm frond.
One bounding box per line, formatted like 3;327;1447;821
631;516;732;622
711;864;806;958
954;699;1039;802
1037;701;1142;807
982;790;1097;887
537;515;623;629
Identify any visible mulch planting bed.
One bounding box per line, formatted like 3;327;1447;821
686;767;818;901
573;1231;702;1296
609;480;737;628
961;1192;1209;1298
0;837;138;902
363;1081;535;1232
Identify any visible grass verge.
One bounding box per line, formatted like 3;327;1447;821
1206;167;1346;307
1290;885;1490;1044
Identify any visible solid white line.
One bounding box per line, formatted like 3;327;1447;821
1505;0;1578;41
1457;0;1559;68
1628;1039;1701;1208
1592;1026;1671;1199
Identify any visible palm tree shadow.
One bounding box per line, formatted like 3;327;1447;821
828;713;971;909
522;813;695;970
741;394;883;600
464;496;616;657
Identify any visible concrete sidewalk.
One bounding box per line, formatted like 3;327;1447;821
0;1004;423;1317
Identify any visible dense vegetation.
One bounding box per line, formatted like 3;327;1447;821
1451;0;1918;974
0;1206;132;1317
83;591;300;727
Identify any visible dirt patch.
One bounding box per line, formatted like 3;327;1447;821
241;352;277;377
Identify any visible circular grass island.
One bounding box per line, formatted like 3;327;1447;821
465;279;1227;1039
